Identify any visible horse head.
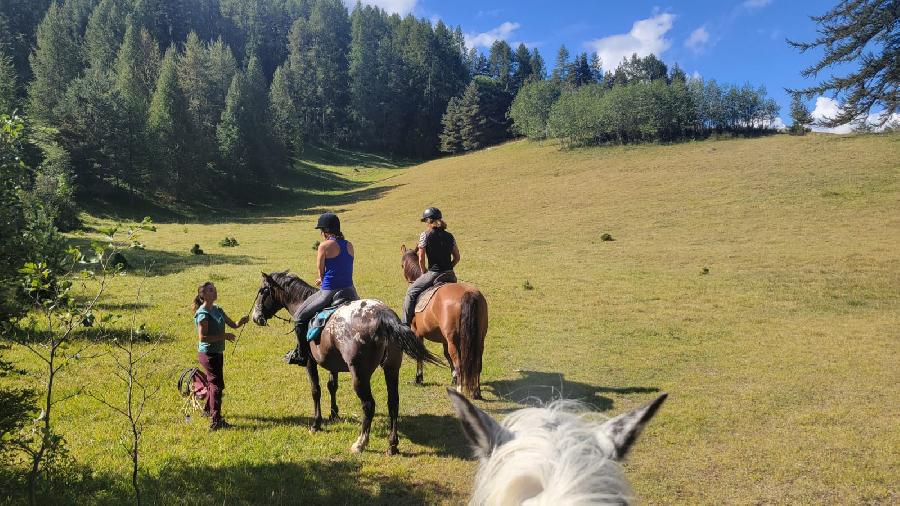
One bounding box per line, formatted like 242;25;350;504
251;271;285;326
448;389;667;505
400;244;423;283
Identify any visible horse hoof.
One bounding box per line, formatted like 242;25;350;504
309;424;321;434
386;446;399;456
350;444;363;454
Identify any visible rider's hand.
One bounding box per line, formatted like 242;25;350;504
225;333;236;342
238;315;249;327
315;277;322;286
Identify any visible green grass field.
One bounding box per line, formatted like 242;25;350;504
4;133;899;504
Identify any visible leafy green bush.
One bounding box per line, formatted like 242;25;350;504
509;80;561;140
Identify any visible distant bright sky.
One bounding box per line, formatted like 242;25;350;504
350;0;876;132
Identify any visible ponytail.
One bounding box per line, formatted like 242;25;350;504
427;218;447;231
322;228;345;240
192;281;213;312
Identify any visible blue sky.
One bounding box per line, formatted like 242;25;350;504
352;1;866;131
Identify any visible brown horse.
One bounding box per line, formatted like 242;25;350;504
251;271;441;454
401;245;488;399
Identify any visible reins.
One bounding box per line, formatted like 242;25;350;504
230;288;262;356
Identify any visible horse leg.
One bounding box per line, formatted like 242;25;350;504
383;359;401;455
443;341;459;387
414;358;424;385
306;362;323;432
327;371;339;422
350;368;375;454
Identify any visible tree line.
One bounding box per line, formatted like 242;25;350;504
0;0;476;204
444;50;782;152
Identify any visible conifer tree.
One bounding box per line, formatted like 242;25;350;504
789;94;813;134
530;48;546;81
512;43;533;89
147;47;192;196
489;40;513;91
270;63;299;154
27;1;81;122
0;46;16;113
551;45;570;83
788;0;898;126
83;0;125;71
217;72;249;183
439;96;464;154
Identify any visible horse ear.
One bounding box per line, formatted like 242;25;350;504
447;389;511;459
401;244;407;254
261;271;268;278
598;393;667;460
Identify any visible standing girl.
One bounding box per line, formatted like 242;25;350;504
193;282;249;431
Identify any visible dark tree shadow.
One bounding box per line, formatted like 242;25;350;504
484;370;659;413
142;458;454;505
66;237;261;277
399;413;471;459
75;145;415;224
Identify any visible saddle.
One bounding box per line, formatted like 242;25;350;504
415;276;454;313
305;299;351;343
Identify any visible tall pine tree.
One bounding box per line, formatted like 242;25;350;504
27;1;82;123
147;46;192;197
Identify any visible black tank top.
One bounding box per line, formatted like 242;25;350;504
422;229;455;272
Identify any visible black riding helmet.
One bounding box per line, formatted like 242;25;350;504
421;207;442;222
315;212;340;231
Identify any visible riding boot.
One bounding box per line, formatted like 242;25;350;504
285;323;309;366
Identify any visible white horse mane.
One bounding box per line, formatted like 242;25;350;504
448;392;667;506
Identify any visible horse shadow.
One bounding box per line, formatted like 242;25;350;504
399;413;471;459
484;370;659;413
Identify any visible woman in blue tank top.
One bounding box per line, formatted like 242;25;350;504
285;212;359;366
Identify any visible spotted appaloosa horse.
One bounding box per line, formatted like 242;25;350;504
401;245;488;399
448;390;668;505
251;271;441;455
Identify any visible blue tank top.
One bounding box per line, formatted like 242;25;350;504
321;238;353;290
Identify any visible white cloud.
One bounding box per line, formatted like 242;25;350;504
742;0;772;9
685;26;710;53
346;0;417;16
465;21;521;49
810;96;900;134
770;117;787;131
690;70;702;81
584;12;675;70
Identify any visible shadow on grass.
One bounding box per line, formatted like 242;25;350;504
144;458;452;505
484;370;659;412
67;237;261;277
76;145;415;225
12;325;175;344
3;458;454;505
400;413;470;459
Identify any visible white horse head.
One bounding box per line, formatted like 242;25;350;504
448;390;667;505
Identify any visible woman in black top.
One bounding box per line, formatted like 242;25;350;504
401;207;460;326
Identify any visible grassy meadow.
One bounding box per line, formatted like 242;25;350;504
3;133;899;504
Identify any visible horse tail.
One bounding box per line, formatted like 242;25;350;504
457;290;485;398
376;309;443;367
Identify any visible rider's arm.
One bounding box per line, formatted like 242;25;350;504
417;247;427;274
450;244;460;268
315;241;328;286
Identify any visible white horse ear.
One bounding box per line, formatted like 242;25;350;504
598;393;667;460
448;389;511;459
